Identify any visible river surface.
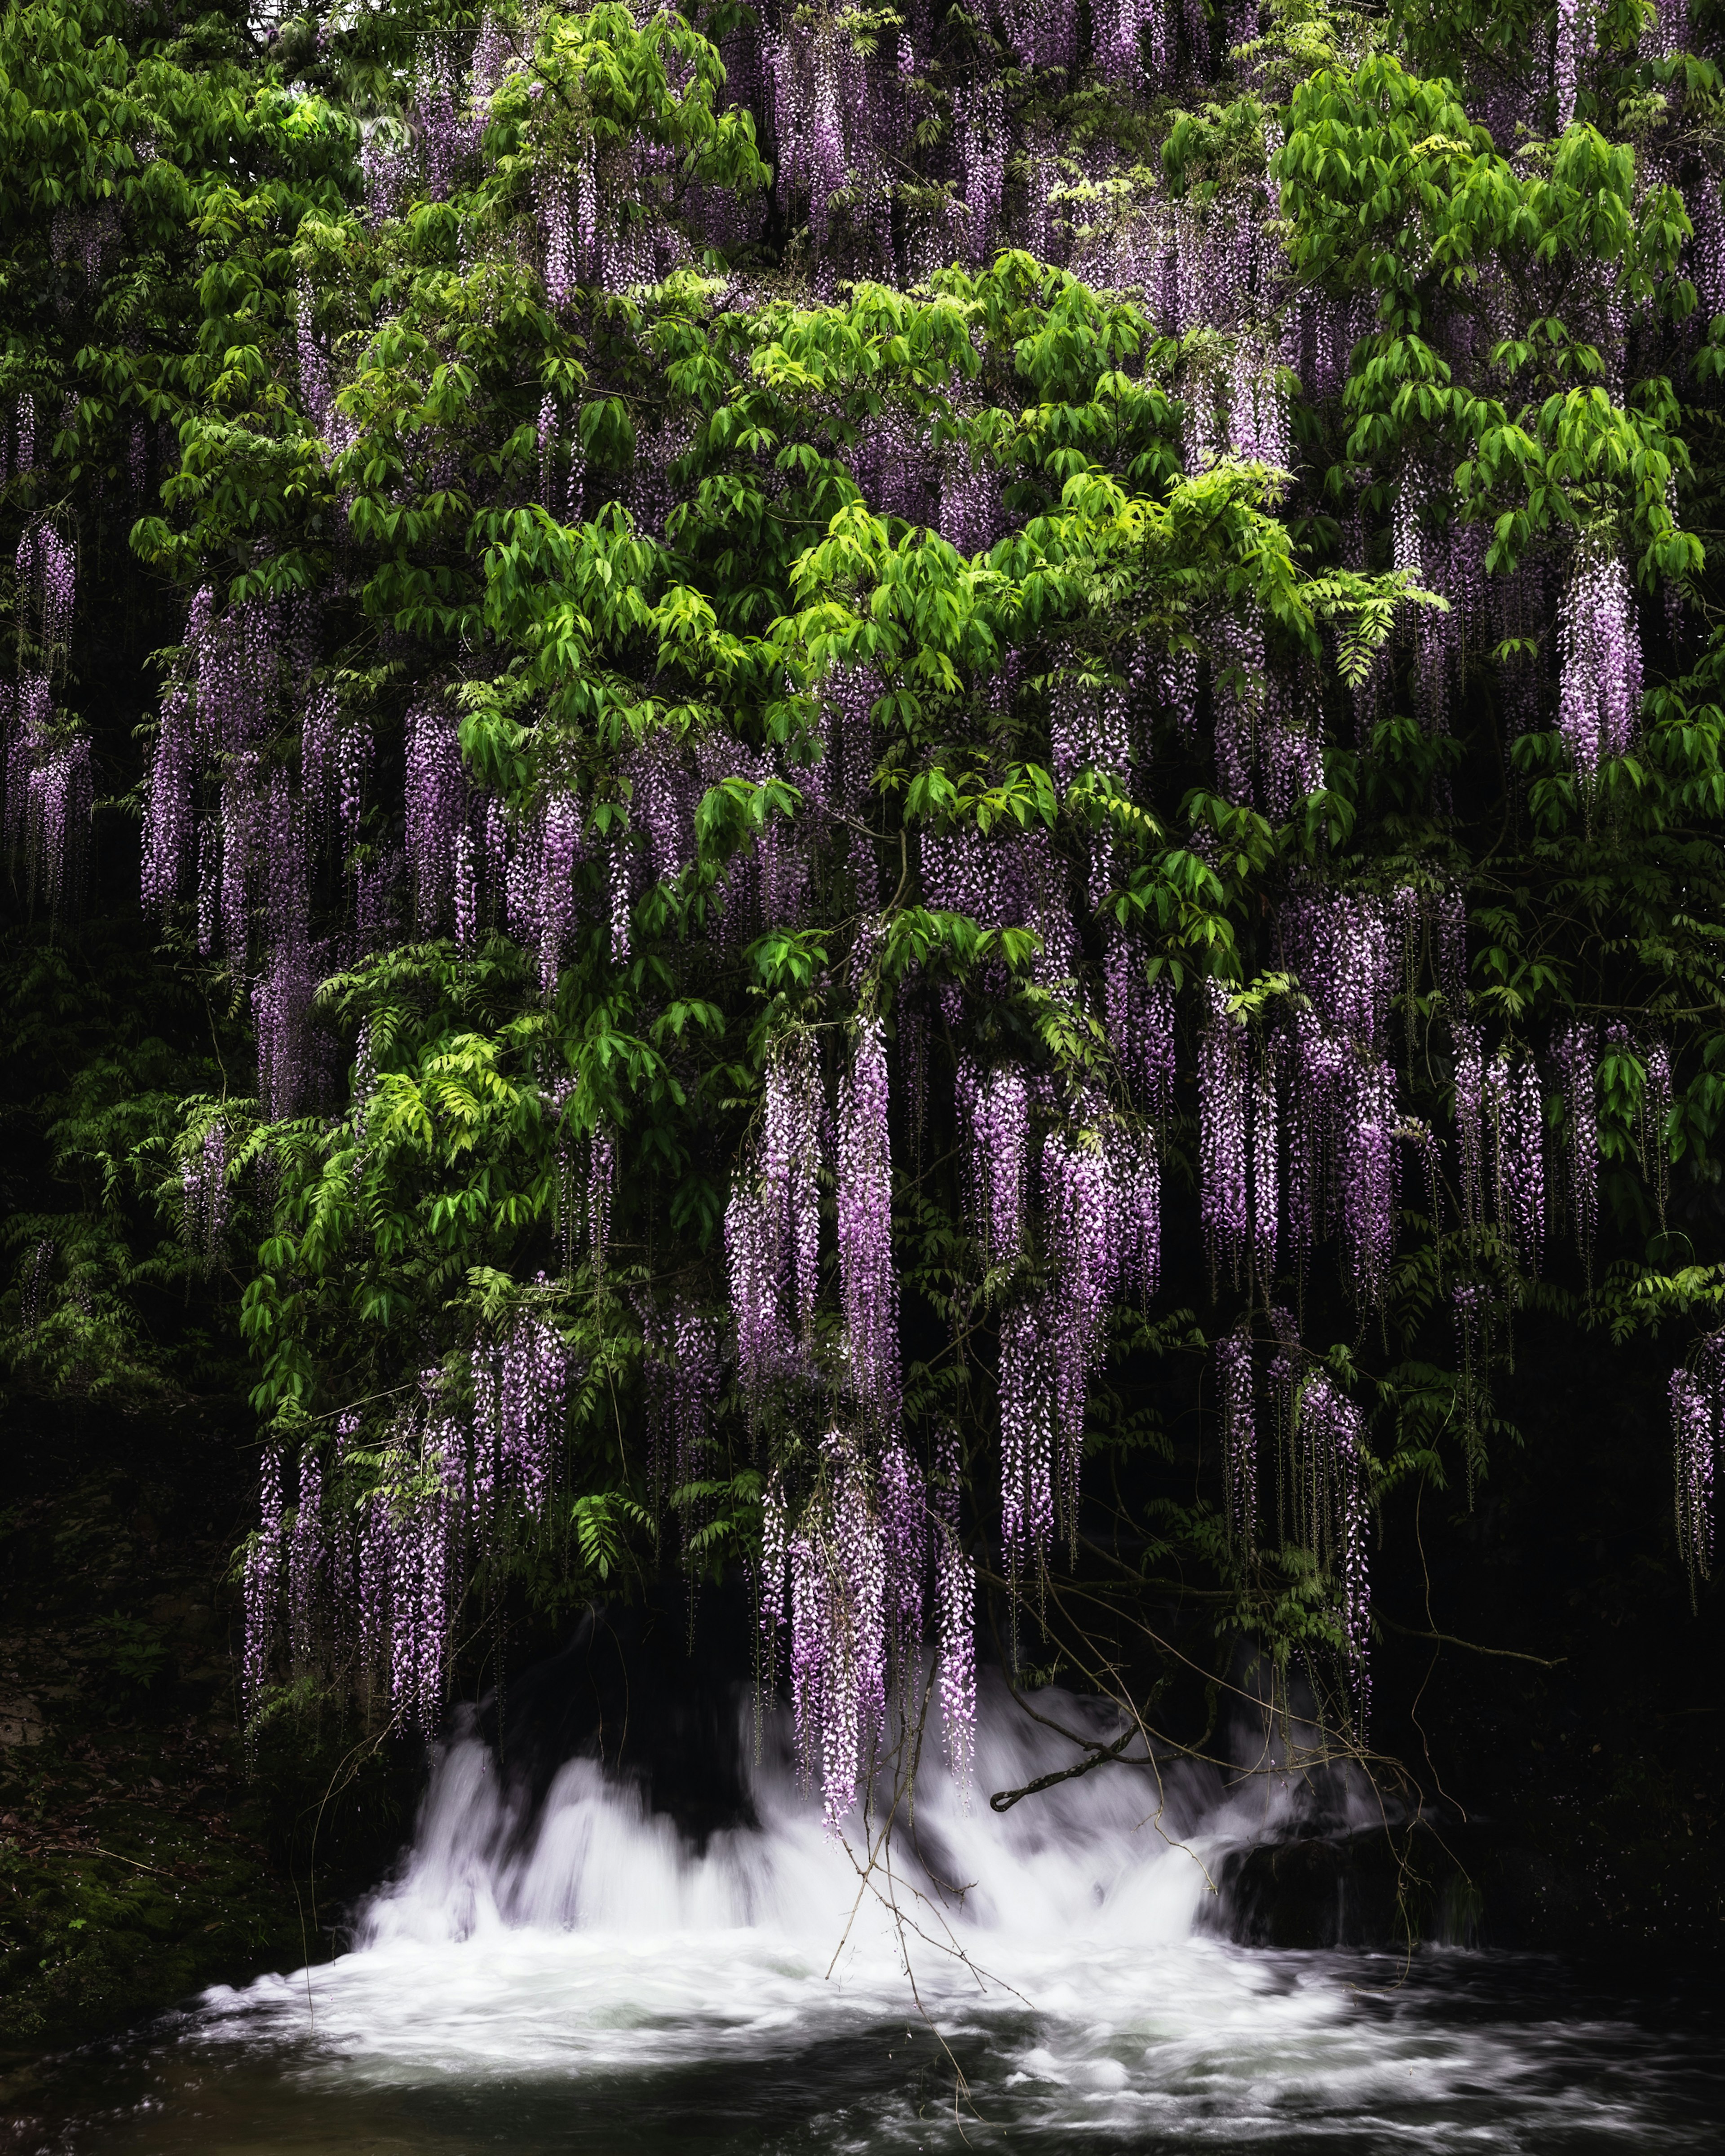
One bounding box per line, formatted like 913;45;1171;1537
4;1691;1719;2152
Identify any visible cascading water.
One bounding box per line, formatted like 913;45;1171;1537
5;1683;1719;2152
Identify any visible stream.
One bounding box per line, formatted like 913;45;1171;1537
4;1687;1719;2152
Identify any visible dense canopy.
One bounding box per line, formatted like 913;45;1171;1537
3;0;1723;1818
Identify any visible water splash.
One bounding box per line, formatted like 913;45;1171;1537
198;1683;1397;2095
7;1685;1720;2151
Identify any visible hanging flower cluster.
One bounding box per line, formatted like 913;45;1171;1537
1216;1327;1257;1553
15;523;75;657
1484;1053;1546;1276
645;1299;721;1557
1104;928;1177;1127
472;1307;579;1517
727;1033;822;1414
1199;978;1251;1284
1279;892;1420;1301
836;1017;898;1418
957;1056;1029;1269
247;1342;584;1734
1557;549;1642;779
1552;1021;1600;1268
765;1427;931;1833
1000;1299;1056;1585
931;1426;975;1795
1669;1338;1721;1607
1295;1372;1373;1734
180;1119;229;1273
242;1445;284;1750
3;674;91;920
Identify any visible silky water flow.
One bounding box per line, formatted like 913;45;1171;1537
4;1681;1720;2152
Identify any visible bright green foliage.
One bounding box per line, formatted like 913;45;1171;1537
2;0;1722;1743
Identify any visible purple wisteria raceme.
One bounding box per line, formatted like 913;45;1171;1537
4;675;92;920
142;666;195;912
545;1075;580;1278
1265;1306;1301;1538
788;1522;828;1793
297;279;333;429
1252;1054;1279;1287
876;1436;925;1668
181;1119;229;1273
586;1127;615;1276
1104;928;1177;1127
1486;1053;1545;1276
1451;1279;1488;1475
1216;1326;1256;1553
1106;1116;1162;1306
391;1409;461;1732
1280;888;1400;1050
760;1467;788;1672
766;1033;822;1342
727;1036;822;1414
896;988;930;1167
1296;1373;1372;1738
1043;1126;1114;1547
789;1428;889;1836
932;1426;974;1797
1276;892;1423;1294
20;1239;52;1337
1340;1056;1398;1305
608;831;633;965
358;1481;394;1708
1452;1019;1486;1241
656;1305;721;1568
726;1164;793;1418
836;1017;898;1418
1643;1039;1673;1227
957;1057;1029;1271
1199;979;1250;1286
473;1307;575;1519
288;1448;324;1674
1670;1357;1717;1608
253;772;318;1122
1555;0;1593;130
242;1445;284;1739
15;523;75;656
535;792;588;996
999;1299;1055;1589
1557;549;1641;780
1552;1020;1599;1269
1437;886;1468;1018
405;699;469;934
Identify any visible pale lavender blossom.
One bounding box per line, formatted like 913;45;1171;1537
933;1426;974;1797
1199;979;1250;1286
1552;1021;1600;1268
1000;1300;1055;1587
1671;1361;1716;1608
1296;1374;1372;1736
1557;550;1641;779
957;1056;1029;1272
837;1017;898;1418
243;1446;284;1738
1216;1327;1256;1552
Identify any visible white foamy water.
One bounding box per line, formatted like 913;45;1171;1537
218;1685;1328;2085
9;1687;1720;2151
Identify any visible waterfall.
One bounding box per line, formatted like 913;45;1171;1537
191;1682;1401;2083
25;1679;1712;2152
